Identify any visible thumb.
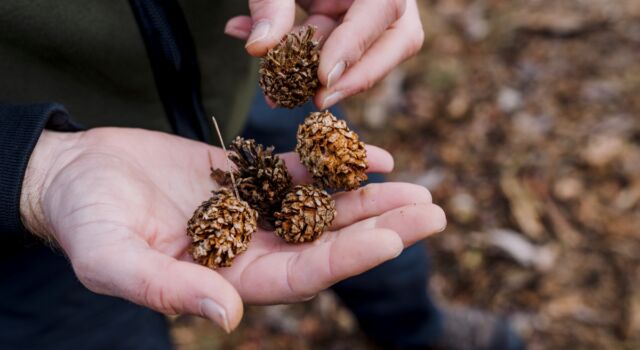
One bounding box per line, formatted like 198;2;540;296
245;0;296;56
72;242;243;333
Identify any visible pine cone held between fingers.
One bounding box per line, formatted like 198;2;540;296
259;25;320;109
296;111;368;191
187;188;258;269
274;185;336;244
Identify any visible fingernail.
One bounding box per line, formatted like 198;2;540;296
245;20;271;48
321;91;344;110
200;299;230;333
301;294;318;302
327;61;346;88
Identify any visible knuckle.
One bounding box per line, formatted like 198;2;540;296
326;236;338;281
338;22;368;61
392;0;408;20
344;70;379;96
285;254;319;300
358;183;380;211
357;187;369;214
361;73;378;92
141;277;178;315
380;0;406;21
139;260;180;315
285;254;300;296
140;277;156;309
351;81;374;96
351;29;369;59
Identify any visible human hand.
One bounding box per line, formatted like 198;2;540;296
225;0;425;109
21;128;444;332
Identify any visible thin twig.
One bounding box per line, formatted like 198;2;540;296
211;116;240;199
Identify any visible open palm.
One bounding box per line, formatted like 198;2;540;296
32;128;445;331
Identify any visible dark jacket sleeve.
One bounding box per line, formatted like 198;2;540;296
0;103;83;238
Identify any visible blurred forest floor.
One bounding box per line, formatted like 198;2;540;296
172;0;640;349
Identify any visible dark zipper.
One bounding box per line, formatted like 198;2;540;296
129;0;211;143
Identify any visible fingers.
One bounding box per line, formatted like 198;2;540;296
224;14;338;46
279;145;394;184
302;14;339;46
225;0;348;45
315;0;424;109
264;94;277;108
300;0;353;19
330;182;432;229
229;228;403;304
318;0;408;87
224;16;252;40
72;240;243;333
338;203;447;246
244;0;297;56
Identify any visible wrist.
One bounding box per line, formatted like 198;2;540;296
20;130;82;241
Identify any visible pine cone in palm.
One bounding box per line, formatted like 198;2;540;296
274;185;336;243
296;111;368;191
259;25;320;109
187;188;258;269
212;137;293;229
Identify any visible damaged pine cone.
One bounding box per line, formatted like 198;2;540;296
259;25;320;108
274;185;336;244
212;137;292;229
187;188;258;269
296;110;368;191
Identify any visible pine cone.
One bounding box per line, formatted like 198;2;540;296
274;185;336;243
210;168;232;187
259;25;320;109
187;188;258;269
212;137;292;229
296;111;368;191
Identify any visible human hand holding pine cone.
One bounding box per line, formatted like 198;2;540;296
21;128;446;333
225;0;424;109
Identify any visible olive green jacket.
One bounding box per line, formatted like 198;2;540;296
0;1;257;140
